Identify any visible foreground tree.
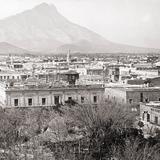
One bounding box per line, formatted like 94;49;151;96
63;102;137;159
0;102;160;160
115;139;160;160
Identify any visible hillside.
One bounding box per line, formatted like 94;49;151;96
0;42;30;55
0;3;159;54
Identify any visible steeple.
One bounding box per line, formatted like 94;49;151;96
32;64;36;77
67;50;71;65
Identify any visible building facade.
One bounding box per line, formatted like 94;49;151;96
105;85;160;105
140;102;160;130
0;71;105;108
5;84;104;108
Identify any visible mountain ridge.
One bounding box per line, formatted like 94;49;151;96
0;3;159;54
0;42;30;55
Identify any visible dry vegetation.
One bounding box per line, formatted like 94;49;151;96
0;102;159;159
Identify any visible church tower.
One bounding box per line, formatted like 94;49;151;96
67;50;71;65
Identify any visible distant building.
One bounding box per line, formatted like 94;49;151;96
86;67;104;76
6;56;23;70
133;63;159;78
106;64;124;82
79;75;104;85
145;77;160;87
0;70;29;81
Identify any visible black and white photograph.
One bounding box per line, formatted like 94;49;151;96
0;0;159;159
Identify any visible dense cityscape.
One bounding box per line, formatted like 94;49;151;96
0;1;160;160
0;52;159;159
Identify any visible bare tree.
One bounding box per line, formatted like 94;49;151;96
115;139;160;160
62;102;139;160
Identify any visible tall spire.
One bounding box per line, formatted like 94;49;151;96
67;49;70;65
32;64;36;77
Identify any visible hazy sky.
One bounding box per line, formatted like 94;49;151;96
0;0;160;48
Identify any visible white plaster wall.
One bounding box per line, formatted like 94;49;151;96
5;88;105;107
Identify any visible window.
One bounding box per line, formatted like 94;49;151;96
12;76;14;79
145;98;149;103
81;97;85;103
93;96;97;103
129;99;133;104
71;75;75;80
159;98;160;101
28;98;32;106
42;98;46;105
14;99;18;106
147;113;150;122
68;97;72;100
142;113;145;120
155;116;158;124
54;96;59;105
140;93;143;102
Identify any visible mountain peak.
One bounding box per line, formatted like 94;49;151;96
34;2;50;8
33;2;57;12
0;3;158;54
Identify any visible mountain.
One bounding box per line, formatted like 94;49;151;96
0;3;159;54
0;42;30;55
57;40;160;54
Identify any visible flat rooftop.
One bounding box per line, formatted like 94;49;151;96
6;84;105;92
105;83;160;92
142;101;160;109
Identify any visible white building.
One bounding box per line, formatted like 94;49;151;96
140;102;160;132
0;74;105;108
